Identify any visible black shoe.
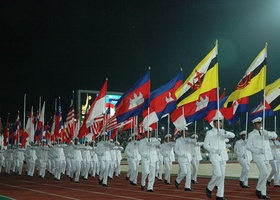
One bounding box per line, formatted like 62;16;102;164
262;195;270;199
126;176;129;180
75;181;79;183
256;190;262;199
98;179;102;185
184;188;193;191
243;185;250;188
175;180;180;189
215;186;218;189
130;181;133;185
70;177;73;182
267;181;271;186
206;187;212;199
108;177;113;180
102;184;108;187
191;180;198;184
158;179;162;181
141;185;145;191
147;189;154;192
216;197;227;200
132;182;137;186
275;185;280;187
239;181;244;187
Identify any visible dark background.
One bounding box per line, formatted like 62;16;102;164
1;0;280;131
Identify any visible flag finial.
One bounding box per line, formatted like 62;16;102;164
216;39;218;46
148;66;151;70
180;67;183;72
106;77;108;80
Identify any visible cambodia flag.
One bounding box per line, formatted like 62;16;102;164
115;72;150;123
221;97;248;125
185;88;218;123
248;99;275;122
142;73;182;129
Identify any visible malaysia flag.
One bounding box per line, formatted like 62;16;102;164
115;72;150;123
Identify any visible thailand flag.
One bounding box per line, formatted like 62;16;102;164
115;72;150;123
248;99;275;122
142;72;182;129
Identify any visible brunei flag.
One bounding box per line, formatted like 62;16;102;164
224;44;267;108
265;77;280;111
175;41;218;107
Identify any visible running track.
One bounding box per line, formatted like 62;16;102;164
1;170;280;199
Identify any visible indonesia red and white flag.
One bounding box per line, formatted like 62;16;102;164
86;79;107;128
26;106;35;143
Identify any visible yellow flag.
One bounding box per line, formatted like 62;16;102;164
176;43;218;107
265;78;280;111
224;45;267;108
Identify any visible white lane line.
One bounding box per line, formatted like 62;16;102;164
0;183;80;200
43;184;144;200
0;195;16;200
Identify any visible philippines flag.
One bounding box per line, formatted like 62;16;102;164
54;98;63;139
142;72;182;129
248;99;275;122
34;102;45;142
115;72;150;123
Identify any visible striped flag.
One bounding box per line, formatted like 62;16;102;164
65;91;75;142
265;77;280;111
224;44;267;108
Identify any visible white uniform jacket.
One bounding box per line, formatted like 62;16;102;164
246;129;277;162
203;128;235;162
174;137;196;162
139;137;160;162
160;142;175;162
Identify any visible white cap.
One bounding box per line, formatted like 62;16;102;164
109;139;113;142
158;138;161;142
131;133;137;137
212;115;224;121
101;132;107;136
165;134;172;138
239;131;247;136
252;117;262;123
145;127;153;132
74;137;79;140
128;137;132;141
191;134;198;139
42;139;46;142
115;141;120;145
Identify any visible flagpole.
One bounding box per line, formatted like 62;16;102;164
23;94;26;130
262;90;266;130
274;115;277;132
167;114;170;136
39;96;41;116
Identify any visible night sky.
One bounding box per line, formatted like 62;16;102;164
1;0;280;127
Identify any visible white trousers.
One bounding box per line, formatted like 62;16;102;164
141;160;156;190
237;157;250;186
176;160;191;188
207;161;226;198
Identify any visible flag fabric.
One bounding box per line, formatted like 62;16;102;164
34;102;45;142
85;80;107;128
248;99;275;122
78;79;108;138
224;45;267;108
115;72;150;123
26;106;35;143
221;97;248;125
176;43;218;107
20;130;29;147
184;88;218;123
50;105;56;142
54;98;63;139
170;106;188;131
12;111;21;147
142;72;183;129
264;77;280;111
108;129;118;140
204;89;226;123
65;92;75;142
4;114;10;147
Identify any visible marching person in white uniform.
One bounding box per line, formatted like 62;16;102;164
204;114;235;200
36;139;50;179
267;138;280;187
139;128;160;192
25;142;37;177
190;134;204;185
125;133;141;186
160;133;175;185
246;117;277;199
234;131;252;188
156;138;163;181
174;127;196;191
69;137;84;183
114;141;123;178
95;132;114;187
81;139;92;180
